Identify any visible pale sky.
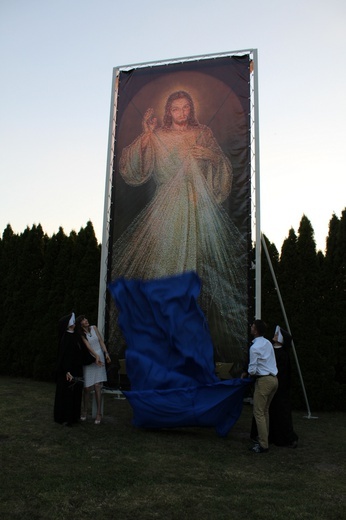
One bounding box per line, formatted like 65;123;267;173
0;0;345;253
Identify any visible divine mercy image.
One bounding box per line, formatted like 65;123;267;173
110;87;249;369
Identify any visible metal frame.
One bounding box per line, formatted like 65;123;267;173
98;49;261;335
97;68;120;333
252;49;261;319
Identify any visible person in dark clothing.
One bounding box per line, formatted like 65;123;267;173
53;312;84;426
268;326;298;447
251;325;298;448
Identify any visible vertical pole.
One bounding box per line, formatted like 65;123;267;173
97;68;118;335
253;49;261;319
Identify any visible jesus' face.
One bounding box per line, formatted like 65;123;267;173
169;97;191;126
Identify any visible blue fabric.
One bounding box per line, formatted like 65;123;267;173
108;271;251;437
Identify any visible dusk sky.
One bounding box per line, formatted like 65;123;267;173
1;0;345;252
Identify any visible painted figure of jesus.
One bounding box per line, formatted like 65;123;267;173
111;90;247;366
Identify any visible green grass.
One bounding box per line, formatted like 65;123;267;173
0;377;345;519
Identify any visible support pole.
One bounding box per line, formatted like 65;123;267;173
261;233;317;419
98;68;118;335
253;49;261;319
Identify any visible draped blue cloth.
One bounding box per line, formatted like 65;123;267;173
108;271;251;437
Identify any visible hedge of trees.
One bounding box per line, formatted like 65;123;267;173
260;211;346;412
0;221;101;383
0;211;345;411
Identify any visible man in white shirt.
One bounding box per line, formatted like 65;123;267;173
247;320;278;453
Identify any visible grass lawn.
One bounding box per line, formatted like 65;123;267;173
0;377;345;520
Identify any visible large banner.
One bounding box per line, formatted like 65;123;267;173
106;54;252;370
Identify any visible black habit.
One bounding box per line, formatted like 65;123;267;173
251;327;298;447
268;332;298;446
54;314;83;425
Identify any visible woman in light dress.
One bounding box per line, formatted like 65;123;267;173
75;315;111;424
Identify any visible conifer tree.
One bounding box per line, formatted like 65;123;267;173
321;209;346;409
277;226;308;409
277;227;299;327
336;209;346;391
72;221;100;322
16;225;46;376
295;215;326;408
0;225;20;373
33;227;71;379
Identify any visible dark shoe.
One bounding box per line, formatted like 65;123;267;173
288;440;298;449
249;444;268;453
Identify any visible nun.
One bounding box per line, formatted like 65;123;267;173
53;312;84;426
268;326;299;447
250;325;298;448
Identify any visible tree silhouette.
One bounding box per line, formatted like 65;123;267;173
0;211;345;411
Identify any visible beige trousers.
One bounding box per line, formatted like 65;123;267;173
253;375;278;449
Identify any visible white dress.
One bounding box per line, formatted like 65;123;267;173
83;326;107;388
